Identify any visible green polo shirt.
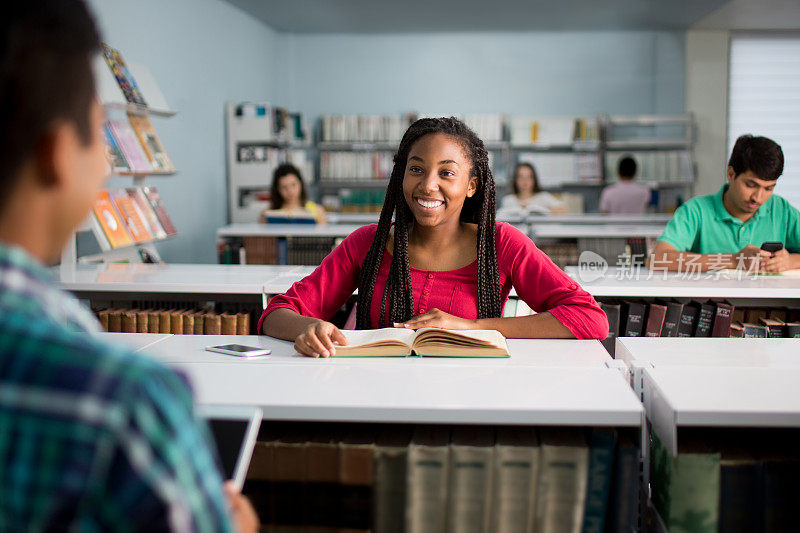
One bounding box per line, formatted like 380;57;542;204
658;184;800;254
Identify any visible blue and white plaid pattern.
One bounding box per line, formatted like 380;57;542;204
0;243;233;531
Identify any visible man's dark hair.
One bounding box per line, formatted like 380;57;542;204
618;156;637;179
270;163;308;209
356;117;503;329
728;134;784;181
0;1;101;211
511;162;541;195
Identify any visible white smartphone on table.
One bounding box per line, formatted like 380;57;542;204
205;344;271;357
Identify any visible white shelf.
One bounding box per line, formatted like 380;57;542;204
326;213;381;224
605;140;692;150
217;223;363;238
318;180;389;189
643;366;800;455
527;214;673;224
55;263;278;295
318;142;398;151
141;335;641;426
261;266;317;294
564;266;800;299
530;224;665;239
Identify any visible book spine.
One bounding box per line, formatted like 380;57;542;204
194;312;205;335
221;313;237;335
182;313;195;335
135;310;149;333
108;309;123;333
711;302;734;338
121;311;137;333
447;443;493;533
236;312;251;335
581;430;615;533
204;313;222;335
158;310;172;334
98;309;110;332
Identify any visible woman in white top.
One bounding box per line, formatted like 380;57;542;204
500;163;568;214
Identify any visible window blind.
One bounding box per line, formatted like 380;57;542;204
729;34;800;209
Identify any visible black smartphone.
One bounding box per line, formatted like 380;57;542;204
761;242;783;254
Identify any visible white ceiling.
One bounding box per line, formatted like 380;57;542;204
222;0;732;33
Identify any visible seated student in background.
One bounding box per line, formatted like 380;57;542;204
599;155;651;215
649;134;800;273
0;2;256;530
500;162;568;214
259;163;326;224
260;118;608;357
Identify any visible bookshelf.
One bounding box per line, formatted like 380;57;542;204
603;114;696;213
63;47;180;266
225;101;313;224
313;113;695;216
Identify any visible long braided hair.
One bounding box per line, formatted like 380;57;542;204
355;117;503;329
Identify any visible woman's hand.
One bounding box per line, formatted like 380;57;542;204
394;309;477;330
294;320;347;358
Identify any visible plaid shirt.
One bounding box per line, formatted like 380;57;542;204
0;244;233;532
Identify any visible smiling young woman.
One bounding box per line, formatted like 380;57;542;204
259;117;609;357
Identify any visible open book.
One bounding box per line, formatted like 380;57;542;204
333;328;509;358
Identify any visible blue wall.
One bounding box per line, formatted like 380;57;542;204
283;31;685;117
86;1;685;262
87;0;281;263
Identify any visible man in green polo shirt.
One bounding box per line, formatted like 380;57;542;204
650;134;800;273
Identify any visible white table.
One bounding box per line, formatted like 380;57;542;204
95;332;172;352
530;224;666;239
643;366;800;455
138;335;640;427
56;263;275;305
142;334;613;368
564;266;800;301
615;337;800;400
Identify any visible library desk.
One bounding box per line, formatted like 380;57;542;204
615;337;800;400
95;331;172;352
130;334;642;428
217;223;364;239
141;334;613;368
529;223;666;240
564;266;800;303
56;263;276;306
643;366;800;455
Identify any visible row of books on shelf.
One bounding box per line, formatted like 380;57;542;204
509;116;601;146
232;102;310;144
97;305;258;335
651;427;799;533
605;150;694;184
104;115;174;173
233;145;315;186
245;423;638;533
321;114;414;144
600;300;800;353
91;187;176;249
320;114;604;146
218;236;339;265
320;151;394;181
321;189;387;214
516;152;602;186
